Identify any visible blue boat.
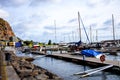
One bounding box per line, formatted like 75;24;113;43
15;42;22;47
81;49;105;62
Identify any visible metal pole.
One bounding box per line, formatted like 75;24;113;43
78;12;81;41
90;26;92;43
68;35;71;42
112;14;115;41
72;31;74;41
83;55;86;61
54;20;57;43
80;15;90;43
96;30;98;42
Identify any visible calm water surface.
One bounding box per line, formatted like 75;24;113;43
33;56;120;80
16;50;120;80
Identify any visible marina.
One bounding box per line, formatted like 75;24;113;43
0;46;120;80
32;52;120;80
0;1;120;79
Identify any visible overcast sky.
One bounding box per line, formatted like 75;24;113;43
0;0;120;43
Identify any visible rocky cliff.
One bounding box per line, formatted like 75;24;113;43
0;18;15;41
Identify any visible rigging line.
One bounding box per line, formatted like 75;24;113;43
80;15;90;43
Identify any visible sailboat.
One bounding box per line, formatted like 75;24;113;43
101;14;120;55
77;12;106;62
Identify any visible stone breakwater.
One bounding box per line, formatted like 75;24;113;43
5;51;62;80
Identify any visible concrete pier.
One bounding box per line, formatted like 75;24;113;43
6;66;20;80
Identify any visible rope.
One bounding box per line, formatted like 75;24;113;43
80;16;90;43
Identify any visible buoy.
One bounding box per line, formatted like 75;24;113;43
100;54;105;62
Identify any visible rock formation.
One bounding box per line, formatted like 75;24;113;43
0;18;15;41
5;51;62;80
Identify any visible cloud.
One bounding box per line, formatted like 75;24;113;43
12;18;45;41
0;0;120;42
117;23;120;27
44;26;55;30
51;0;62;3
68;18;77;23
0;0;29;7
86;0;111;7
14;23;44;41
0;9;9;18
98;27;109;31
103;19;111;26
30;0;48;6
90;23;97;27
30;0;62;6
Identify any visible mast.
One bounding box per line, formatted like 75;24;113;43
96;30;98;42
68;35;71;42
90;26;92;43
78;12;90;43
78;12;81;41
80;14;90;43
112;14;115;41
54;20;57;43
64;35;65;42
72;31;74;41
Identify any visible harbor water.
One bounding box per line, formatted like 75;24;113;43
32;56;120;80
16;51;120;80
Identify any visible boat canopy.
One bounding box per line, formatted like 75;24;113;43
81;49;102;57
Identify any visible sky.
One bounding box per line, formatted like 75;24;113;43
0;0;120;43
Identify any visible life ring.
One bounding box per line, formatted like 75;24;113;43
100;55;105;62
